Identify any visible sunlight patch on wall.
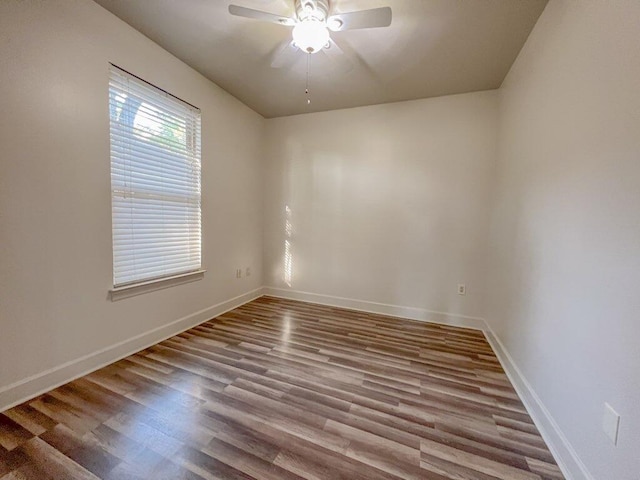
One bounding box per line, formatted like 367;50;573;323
284;205;293;287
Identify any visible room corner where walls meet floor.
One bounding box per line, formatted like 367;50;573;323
1;285;583;479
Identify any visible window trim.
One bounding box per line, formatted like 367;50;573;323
108;64;203;295
109;269;206;301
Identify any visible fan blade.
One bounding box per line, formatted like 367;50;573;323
228;5;296;26
321;39;353;73
327;7;392;31
271;40;300;68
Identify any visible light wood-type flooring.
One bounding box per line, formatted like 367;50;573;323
0;296;564;479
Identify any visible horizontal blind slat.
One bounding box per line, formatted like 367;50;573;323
110;135;200;170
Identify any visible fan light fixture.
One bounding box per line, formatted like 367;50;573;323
228;0;393;104
292;20;329;53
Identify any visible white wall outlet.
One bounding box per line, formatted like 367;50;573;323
235;269;242;278
245;267;251;277
457;284;466;295
602;402;620;445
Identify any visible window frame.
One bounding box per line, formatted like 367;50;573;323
108;64;204;298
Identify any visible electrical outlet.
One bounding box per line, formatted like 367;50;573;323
246;267;251;277
235;269;242;278
457;284;466;295
603;403;620;445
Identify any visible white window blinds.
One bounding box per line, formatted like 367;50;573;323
109;65;202;287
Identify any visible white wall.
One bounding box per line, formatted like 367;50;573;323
487;1;640;479
0;0;263;406
263;92;498;321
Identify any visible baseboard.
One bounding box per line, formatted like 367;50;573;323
263;286;487;331
483;326;595;480
0;284;592;480
263;286;592;480
0;287;264;413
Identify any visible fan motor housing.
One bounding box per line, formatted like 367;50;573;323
295;0;329;22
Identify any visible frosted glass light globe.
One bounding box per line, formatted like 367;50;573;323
292;20;329;54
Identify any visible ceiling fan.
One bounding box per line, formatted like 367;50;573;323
228;0;392;69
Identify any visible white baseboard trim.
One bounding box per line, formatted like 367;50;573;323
483;326;594;480
0;284;592;480
262;286;487;331
0;287;264;413
263;287;592;480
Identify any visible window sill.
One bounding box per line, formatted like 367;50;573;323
110;269;206;301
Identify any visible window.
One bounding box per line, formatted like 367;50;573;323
109;65;202;288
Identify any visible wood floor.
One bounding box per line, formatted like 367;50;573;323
0;296;564;480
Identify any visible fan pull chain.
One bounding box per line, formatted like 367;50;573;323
305;53;311;105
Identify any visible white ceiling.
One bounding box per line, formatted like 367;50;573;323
93;0;548;118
